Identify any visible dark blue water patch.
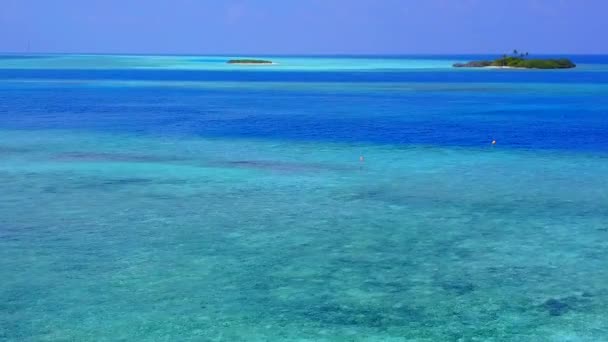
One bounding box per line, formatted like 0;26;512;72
540;294;594;317
1;82;607;152
2;69;608;84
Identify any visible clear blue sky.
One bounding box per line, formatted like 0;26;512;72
1;0;606;54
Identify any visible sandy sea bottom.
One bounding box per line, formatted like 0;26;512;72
1;129;607;341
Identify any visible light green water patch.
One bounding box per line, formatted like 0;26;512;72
0;54;455;71
0;54;165;70
2;54;606;73
1;129;607;340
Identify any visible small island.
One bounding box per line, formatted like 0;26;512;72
454;50;575;69
227;59;274;65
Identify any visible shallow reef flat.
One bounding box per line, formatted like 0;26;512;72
1;130;607;340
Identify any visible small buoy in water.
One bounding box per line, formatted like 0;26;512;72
491;140;497;145
359;155;365;162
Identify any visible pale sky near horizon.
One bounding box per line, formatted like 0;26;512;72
1;0;606;54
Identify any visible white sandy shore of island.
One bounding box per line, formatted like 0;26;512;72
483;65;526;69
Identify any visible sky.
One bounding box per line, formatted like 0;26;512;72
1;0;606;54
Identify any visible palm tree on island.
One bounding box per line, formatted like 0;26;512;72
453;50;575;69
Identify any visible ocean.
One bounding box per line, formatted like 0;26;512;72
1;54;607;341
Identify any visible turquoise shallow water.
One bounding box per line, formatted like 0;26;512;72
0;54;455;71
1;55;608;341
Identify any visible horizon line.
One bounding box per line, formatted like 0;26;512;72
1;51;607;57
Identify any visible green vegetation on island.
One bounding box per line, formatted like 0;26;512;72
227;59;274;64
454;50;576;69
